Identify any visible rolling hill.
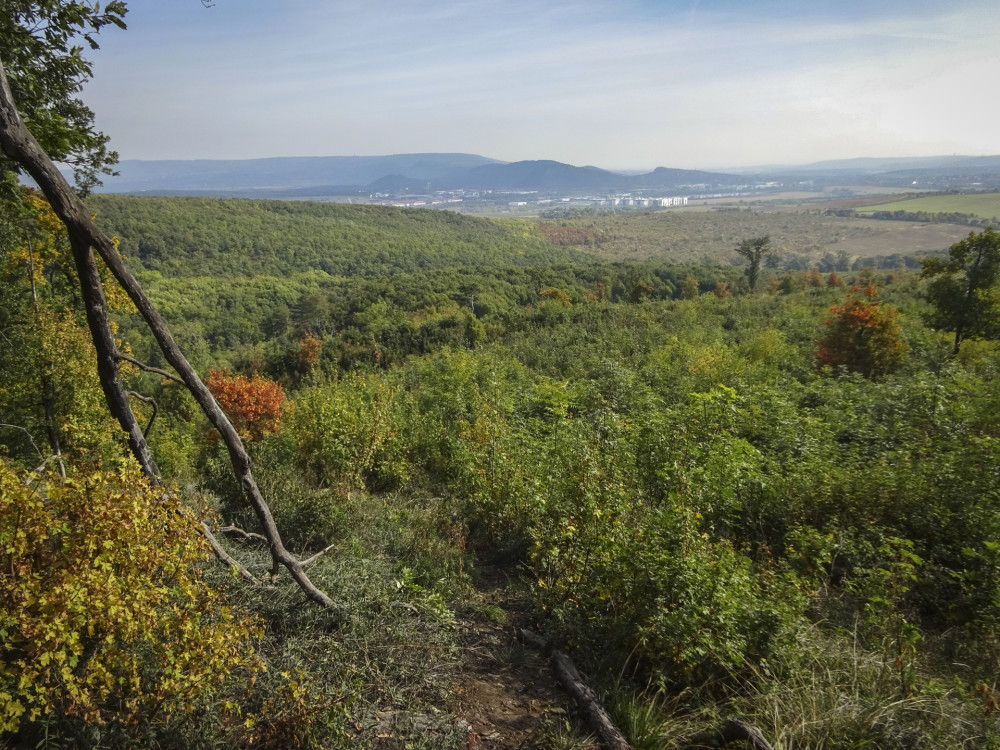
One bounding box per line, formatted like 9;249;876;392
91;154;740;197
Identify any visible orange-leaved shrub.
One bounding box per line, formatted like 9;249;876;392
206;368;290;440
816;285;907;378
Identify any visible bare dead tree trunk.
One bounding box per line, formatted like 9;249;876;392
68;233;161;478
0;56;336;609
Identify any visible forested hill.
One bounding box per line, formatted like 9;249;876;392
88;194;587;278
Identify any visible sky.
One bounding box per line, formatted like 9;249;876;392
80;0;1000;171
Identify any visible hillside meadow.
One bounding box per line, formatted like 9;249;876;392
536;204;974;265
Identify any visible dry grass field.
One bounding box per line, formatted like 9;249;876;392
540;207;974;265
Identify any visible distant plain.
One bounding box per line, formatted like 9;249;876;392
855;192;1000;220
542;205;976;264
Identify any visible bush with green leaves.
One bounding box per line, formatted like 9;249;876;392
0;459;261;746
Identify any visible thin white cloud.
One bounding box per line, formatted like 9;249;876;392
82;0;1000;167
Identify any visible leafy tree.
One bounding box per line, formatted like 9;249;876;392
680;275;700;300
734;235;772;292
816;285;907;378
0;1;127;189
920;227;1000;356
296;333;322;370
0;189;128;469
539;285;571;305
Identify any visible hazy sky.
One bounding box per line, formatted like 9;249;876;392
82;0;1000;170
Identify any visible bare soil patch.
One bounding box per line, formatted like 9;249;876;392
449;557;597;750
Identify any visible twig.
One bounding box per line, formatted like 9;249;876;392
0;423;43;459
219;525;270;546
116;351;185;385
201;522;263;586
300;542;337;567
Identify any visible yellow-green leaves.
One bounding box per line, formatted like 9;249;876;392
0;460;261;734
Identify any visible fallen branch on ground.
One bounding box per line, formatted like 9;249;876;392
685;718;775;750
518;628;631;750
518;628;776;750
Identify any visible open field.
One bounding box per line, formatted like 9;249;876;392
690;186;926;208
542;208;975;264
856;192;1000;220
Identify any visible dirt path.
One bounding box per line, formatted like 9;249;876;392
449;555;597;750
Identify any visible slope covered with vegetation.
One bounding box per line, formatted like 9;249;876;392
4;183;1000;748
6;3;998;747
89;194;586;278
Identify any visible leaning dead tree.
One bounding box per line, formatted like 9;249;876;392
0;55;336;609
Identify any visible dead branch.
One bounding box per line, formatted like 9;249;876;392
300;543;337;566
201;521;263;586
219;525;270;546
0;422;44;460
518;629;631;750
117;351;185;385
125;390;158;438
28;454;61;479
516;628;775;750
685;719;775;750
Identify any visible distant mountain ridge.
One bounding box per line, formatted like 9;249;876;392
93;154;739;197
88;152;1000;198
96;153;503;193
797;155;1000;172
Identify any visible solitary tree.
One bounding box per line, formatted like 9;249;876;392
735;236;772;292
920;228;1000;356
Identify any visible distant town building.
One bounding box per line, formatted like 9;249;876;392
658;196;688;207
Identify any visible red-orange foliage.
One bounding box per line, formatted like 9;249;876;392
826;271;844;288
538;224;602;246
297;334;322;369
205;369;290;440
816;285;907;378
713;281;732;298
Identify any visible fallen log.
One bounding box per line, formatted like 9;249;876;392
518;629;775;750
518;629;631;750
685;718;774;750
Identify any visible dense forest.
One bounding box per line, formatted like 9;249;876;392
3;4;1000;749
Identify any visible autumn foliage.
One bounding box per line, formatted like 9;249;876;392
0;460;260;733
296;333;322;369
816;285;907;378
206;369;290;440
537;223;602;246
